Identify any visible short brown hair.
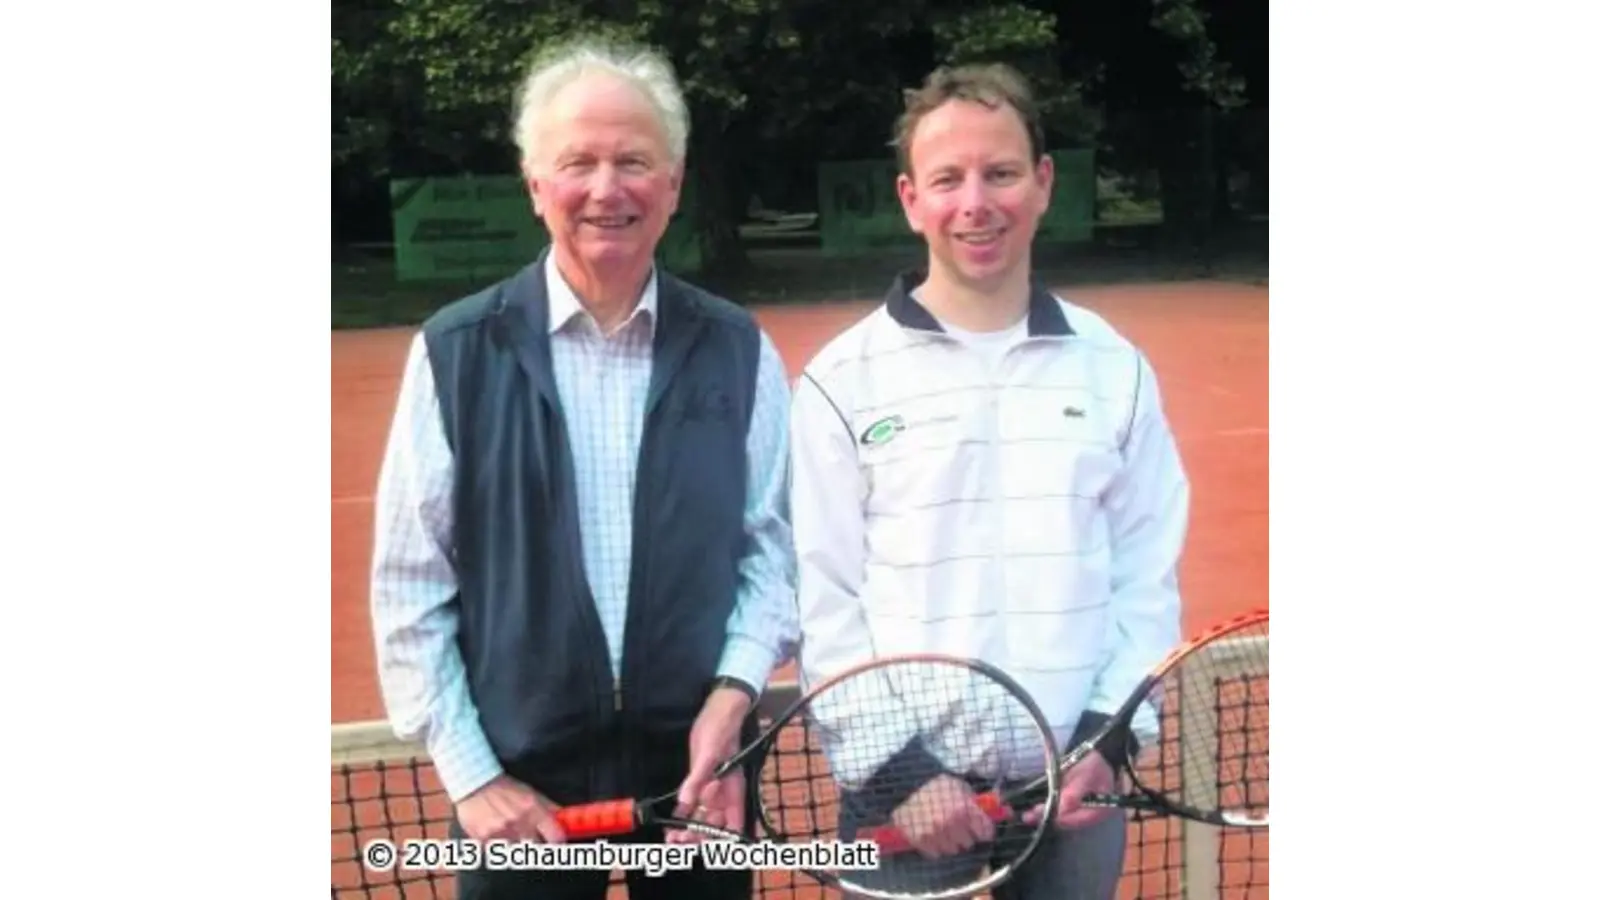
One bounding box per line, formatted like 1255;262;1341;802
892;63;1046;176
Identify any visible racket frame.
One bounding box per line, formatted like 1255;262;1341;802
733;652;1067;900
1069;609;1270;828
554;652;1066;899
556;612;1272;898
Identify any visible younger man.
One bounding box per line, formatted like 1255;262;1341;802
789;64;1191;899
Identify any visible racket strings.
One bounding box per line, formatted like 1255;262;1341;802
1134;620;1269;824
757;658;1057;898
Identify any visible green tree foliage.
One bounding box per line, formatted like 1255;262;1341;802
332;0;1260;271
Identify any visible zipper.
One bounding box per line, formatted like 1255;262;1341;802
988;349;1007;569
990;342;1015;649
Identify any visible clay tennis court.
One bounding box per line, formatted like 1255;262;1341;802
331;280;1267;898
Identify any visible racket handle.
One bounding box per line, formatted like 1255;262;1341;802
858;791;1012;855
554;799;639;839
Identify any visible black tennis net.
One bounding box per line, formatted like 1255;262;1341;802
332;667;1266;899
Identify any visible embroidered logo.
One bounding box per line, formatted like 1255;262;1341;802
1063;406;1086;419
675;385;734;424
859;415;906;446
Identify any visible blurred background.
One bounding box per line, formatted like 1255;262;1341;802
331;0;1267;327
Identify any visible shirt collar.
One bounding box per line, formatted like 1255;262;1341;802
883;269;1074;337
544;253;659;336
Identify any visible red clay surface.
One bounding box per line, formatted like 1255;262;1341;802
331;281;1268;899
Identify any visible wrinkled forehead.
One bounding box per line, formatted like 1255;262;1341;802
535;72;672;162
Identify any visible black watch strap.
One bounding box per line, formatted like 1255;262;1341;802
711;675;758;703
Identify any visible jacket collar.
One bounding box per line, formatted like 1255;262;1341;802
884;269;1074;337
500;247;683;338
492;248;707;419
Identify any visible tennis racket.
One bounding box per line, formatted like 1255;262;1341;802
552;610;1267;897
1073;608;1269;828
551;653;1065;900
862;609;1268;836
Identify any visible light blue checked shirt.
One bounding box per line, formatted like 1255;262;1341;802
370;256;798;802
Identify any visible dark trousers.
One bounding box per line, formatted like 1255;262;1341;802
453;720;758;900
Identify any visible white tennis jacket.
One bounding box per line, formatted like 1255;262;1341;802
790;274;1190;771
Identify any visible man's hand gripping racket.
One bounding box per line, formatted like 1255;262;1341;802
542;654;1065;900
544;610;1266;899
862;608;1271;852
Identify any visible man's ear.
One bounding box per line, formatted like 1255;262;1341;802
522;160;544;217
1033;153;1055;215
896;171;923;235
665;161;685;216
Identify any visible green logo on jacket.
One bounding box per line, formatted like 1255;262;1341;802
860;415;906;446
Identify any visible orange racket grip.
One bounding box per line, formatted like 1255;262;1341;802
554;799;640;839
858;791;1012;855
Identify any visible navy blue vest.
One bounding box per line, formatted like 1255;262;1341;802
421;256;759;794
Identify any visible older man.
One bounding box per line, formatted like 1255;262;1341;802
369;37;796;900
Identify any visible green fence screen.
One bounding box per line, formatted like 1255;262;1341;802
390;175;702;282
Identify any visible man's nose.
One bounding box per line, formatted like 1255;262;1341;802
589;163;624;199
958;178;989;219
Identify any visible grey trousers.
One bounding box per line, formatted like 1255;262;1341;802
840;810;1127;900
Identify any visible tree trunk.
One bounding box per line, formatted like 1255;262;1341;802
1155;107;1217;266
688;114;749;278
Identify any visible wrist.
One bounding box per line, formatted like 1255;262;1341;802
715;635;778;701
1069;711;1138;766
707;676;757;716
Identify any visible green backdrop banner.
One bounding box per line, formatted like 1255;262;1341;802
817;149;1096;256
1037;149;1096;245
390;175;701;282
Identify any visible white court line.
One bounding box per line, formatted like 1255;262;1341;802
332;496;374;506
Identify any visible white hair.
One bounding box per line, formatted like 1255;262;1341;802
511;36;691;170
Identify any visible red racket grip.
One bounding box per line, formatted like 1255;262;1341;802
858;791;1011;855
554;799;639;839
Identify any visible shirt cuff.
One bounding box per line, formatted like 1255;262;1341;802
1069;710;1139;767
425;717;504;803
844;737;948;827
717;634;780;699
